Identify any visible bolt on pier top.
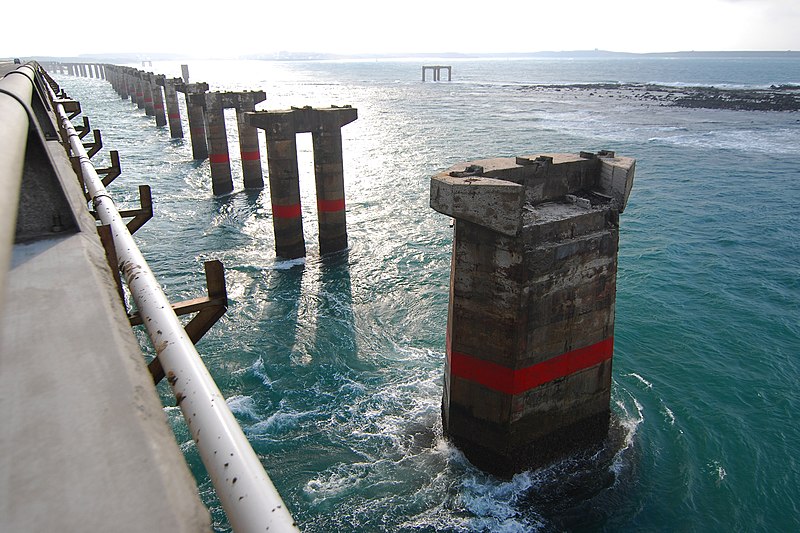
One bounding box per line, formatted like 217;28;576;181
430;151;635;477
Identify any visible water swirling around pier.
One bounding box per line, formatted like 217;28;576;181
57;56;799;531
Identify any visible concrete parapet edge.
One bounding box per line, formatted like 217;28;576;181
430;174;525;237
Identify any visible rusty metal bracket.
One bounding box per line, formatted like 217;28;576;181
73;150;121;200
95;150;121;187
75;116;91;139
90;184;152;234
53;98;80;118
70;155;86;195
96;224;126;305
128;260;228;384
82;129;102;158
118;185;153;234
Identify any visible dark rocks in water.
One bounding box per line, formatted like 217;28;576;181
671;86;799;111
515;82;800;111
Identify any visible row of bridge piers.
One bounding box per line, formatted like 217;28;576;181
47;62;358;260
36;61;637;478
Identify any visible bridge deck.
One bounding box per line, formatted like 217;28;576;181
0;60;210;532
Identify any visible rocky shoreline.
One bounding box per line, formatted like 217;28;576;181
516;83;800;111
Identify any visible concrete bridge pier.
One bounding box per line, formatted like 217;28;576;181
180;83;209;160
134;74;145;109
163;77;184;138
312;108;357;254
257;111;305;258
122;67;136;104
128;70;137;103
230;91;266;189
430;151;635;477
204;92;234;195
113;67;128;99
127;71;137;103
152;75;167;127
246;106;358;258
143;73;156;116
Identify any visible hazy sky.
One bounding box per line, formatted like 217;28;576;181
4;0;799;57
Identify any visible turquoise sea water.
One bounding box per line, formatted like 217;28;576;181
55;56;799;531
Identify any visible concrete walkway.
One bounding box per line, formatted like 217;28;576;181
0;60;211;532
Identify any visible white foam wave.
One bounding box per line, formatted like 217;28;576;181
663;405;676;426
708;460;727;484
226;394;258;420
627;372;653;389
265;257;306;271
245;408;313;437
304;462;373;500
610;393;645;477
250;357;273;387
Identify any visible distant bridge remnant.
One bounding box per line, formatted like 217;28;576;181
422;65;452;82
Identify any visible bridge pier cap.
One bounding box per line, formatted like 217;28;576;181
430;151;635;477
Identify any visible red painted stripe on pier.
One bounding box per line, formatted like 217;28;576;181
240;150;260;161
154;104;164;110
317;198;346;212
209;153;230;164
449;337;613;395
168;113;180;119
144;97;153;103
272;204;302;218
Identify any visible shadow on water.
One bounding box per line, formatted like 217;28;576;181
260;260;305;367
314;249;370;372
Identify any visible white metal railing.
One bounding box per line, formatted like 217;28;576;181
42;65;299;533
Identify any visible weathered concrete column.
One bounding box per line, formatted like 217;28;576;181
128;71;138;103
180;82;209;160
431;151;635;477
143;74;156;116
224;91;266;189
152;75;167;127
247;106;358;258
134;74;145;109
249;111;306;258
163;78;183;138
204;92;234;195
108;66;121;97
121;69;130;95
311;107;357;254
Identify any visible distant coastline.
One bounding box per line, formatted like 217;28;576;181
15;49;800;63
